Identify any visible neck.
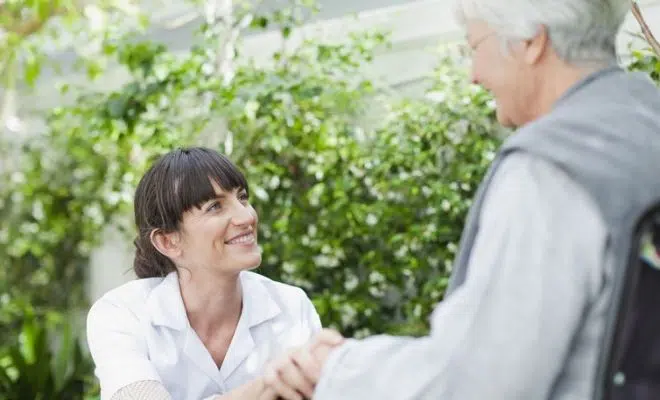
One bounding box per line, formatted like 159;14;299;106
528;61;609;124
178;269;243;337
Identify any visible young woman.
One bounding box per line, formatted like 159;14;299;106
86;147;322;399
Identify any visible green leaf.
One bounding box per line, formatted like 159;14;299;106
53;321;74;393
251;16;269;29
282;25;292;38
23;51;42;87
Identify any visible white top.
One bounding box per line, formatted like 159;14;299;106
86;271;322;400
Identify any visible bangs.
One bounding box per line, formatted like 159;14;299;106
150;148;249;229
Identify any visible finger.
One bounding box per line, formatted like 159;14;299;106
290;346;323;383
263;362;303;400
311;342;338;366
257;386;279;400
278;353;315;398
312;329;344;347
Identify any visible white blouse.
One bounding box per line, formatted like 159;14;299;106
86;271;322;400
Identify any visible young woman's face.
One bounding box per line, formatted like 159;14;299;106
176;181;261;276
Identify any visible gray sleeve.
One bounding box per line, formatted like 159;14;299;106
314;152;607;399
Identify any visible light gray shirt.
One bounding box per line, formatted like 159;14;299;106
315;152;611;399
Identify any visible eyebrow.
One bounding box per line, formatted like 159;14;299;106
198;194;225;207
207;187;247;201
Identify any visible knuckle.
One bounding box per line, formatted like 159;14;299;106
263;370;277;385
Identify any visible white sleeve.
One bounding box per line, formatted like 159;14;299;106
300;289;323;337
87;298;164;400
111;381;223;400
110;381;172;400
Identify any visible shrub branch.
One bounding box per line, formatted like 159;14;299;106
631;0;660;57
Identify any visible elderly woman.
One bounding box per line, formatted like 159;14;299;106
261;0;660;399
86;147;325;399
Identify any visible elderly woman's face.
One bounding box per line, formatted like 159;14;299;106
466;20;532;127
176;181;261;275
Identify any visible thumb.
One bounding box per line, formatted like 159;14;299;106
312;328;344;347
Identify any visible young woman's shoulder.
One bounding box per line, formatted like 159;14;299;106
87;276;167;329
92;277;164;309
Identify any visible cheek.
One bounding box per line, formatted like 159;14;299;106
200;216;231;246
471;50;501;88
216;216;232;236
480;60;518;101
250;206;258;225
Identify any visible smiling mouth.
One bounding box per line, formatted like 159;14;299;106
225;232;256;245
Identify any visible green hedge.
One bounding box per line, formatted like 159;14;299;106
225;48;502;336
0;27;501;341
0;21;500;394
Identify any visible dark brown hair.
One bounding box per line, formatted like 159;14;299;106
133;147;249;278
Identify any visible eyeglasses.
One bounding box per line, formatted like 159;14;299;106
467;31;497;53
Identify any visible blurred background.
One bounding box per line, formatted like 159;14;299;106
1;0;659;398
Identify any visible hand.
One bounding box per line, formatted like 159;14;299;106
263;329;344;400
216;377;277;400
251;378;280;400
256;387;279;400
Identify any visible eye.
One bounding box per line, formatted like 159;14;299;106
238;190;249;202
206;201;221;212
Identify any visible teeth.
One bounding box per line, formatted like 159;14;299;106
227;233;255;245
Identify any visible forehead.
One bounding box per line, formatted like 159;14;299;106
205;180;244;199
210;180;227;195
181;180;227;220
465;19;492;39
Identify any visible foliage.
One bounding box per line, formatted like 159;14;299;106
0;0;502;348
0;19;225;399
0;0;324;337
0;0;146;90
0;310;97;400
627;47;660;81
225;47;501;337
0;34;223;331
24;0;660;397
0;3;341;396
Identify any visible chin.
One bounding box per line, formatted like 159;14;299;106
495;108;514;128
240;253;262;271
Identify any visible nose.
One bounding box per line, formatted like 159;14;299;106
230;201;256;227
470;63;480;85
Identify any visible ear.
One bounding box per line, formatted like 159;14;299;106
150;229;182;259
523;25;549;65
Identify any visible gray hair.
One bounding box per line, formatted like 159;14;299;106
455;0;629;65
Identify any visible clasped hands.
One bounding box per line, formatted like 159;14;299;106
257;329;345;400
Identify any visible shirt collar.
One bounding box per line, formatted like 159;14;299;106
219;272;283;379
145;271;282;331
146;271;188;330
240;271;282;328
